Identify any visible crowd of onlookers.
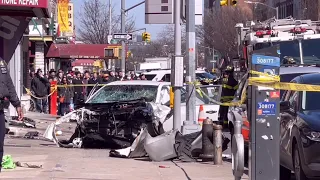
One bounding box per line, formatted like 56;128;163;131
29;68;148;116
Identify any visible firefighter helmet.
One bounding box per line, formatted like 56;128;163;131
224;65;234;73
283;56;296;64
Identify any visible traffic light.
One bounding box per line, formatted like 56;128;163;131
144;32;151;42
231;0;237;6
142;32;151;42
220;0;229;6
142;32;146;41
52;23;57;36
126;51;132;58
113;48;120;59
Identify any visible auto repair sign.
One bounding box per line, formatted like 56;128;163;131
0;0;46;7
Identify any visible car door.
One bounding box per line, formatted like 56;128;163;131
159;85;222;132
179;85;222;124
227;74;249;140
280;89;298;169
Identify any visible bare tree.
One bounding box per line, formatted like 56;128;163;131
198;7;253;58
156;24;187;54
78;0;135;44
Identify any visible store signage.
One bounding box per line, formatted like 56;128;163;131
70;55;101;59
0;0;47;8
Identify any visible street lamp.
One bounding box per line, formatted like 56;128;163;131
244;0;279;19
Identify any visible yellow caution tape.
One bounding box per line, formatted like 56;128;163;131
55;84;106;87
249;81;320;91
22;70;320;106
25;87;57;100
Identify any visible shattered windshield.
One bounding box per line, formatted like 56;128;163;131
86;85;158;103
254;39;320;64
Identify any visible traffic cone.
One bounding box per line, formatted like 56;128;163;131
198;105;206;126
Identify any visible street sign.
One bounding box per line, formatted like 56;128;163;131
113;33;133;40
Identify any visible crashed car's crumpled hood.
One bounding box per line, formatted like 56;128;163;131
43;100;171;149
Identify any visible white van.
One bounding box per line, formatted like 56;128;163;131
143;70;217;82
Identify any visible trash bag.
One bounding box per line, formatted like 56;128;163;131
2;155;16;169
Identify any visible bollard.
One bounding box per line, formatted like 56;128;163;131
213;123;223;165
199;117;214;161
50;81;58;115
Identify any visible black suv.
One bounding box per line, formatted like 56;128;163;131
280;73;320;180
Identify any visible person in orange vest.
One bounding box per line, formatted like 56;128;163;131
218;65;238;128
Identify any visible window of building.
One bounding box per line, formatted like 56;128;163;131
161;0;168;3
68;5;72;11
68;14;72;18
161;6;168;12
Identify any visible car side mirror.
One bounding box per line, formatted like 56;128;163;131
280;101;290;111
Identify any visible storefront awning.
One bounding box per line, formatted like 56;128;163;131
0;0;50;17
46;44;121;59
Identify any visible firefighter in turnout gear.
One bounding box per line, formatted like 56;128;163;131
218;65;238;128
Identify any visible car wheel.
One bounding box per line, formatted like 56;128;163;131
293;144;308;180
280;165;291;180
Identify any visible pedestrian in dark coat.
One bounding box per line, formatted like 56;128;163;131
31;69;50;113
87;72;101;95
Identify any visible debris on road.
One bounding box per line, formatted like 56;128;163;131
158;165;170;168
15;161;42;168
2;155;43;170
23;131;39;139
43;100;230;162
2;155;16;169
9;116;36;128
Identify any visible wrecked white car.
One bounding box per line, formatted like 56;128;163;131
44;81;222;151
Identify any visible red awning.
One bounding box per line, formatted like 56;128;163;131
0;0;50;17
46;43;121;59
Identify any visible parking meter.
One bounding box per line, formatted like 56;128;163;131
248;45;281;180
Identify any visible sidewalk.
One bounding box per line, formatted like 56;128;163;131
2;145;249;180
2;112;249;180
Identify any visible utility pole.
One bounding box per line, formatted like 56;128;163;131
121;0;126;73
183;0;199;134
173;0;183;131
108;0;113;71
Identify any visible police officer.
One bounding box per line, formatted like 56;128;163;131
0;58;23;172
218;65;238;128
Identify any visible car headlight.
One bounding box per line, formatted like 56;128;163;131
302;128;320;142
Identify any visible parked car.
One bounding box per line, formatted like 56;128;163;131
227;66;320;165
280;73;320;180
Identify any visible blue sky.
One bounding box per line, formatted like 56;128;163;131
72;0;165;39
